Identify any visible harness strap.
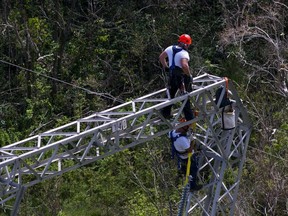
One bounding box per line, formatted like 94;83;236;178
170;45;183;71
224;77;229;92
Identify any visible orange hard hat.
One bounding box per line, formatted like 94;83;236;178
178;34;192;45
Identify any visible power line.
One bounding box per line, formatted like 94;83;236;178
0;59;125;103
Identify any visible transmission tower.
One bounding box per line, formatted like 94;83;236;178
0;73;252;215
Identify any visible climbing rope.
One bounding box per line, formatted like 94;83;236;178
185;110;198;184
179;110;199;215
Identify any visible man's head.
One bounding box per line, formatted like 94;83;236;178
178;34;192;50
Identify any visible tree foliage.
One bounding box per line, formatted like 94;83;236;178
0;0;287;215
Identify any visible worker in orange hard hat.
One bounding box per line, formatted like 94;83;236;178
159;34;194;120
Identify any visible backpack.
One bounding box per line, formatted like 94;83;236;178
215;85;231;108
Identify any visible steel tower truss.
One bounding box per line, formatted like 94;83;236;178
0;73;252;215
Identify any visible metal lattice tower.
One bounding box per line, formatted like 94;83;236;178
0;73;252;216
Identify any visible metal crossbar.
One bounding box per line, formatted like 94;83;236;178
0;73;252;216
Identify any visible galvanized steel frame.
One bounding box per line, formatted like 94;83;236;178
0;73;252;215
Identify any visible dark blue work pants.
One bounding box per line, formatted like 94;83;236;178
162;68;194;120
179;153;199;188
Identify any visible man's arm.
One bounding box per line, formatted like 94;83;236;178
184;138;194;153
159;51;168;70
180;58;191;76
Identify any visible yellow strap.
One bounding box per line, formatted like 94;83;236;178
185;110;198;184
185;152;192;184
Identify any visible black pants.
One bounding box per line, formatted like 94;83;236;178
162;68;194;120
179;153;199;188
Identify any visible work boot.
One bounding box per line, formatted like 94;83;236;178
160;109;173;119
190;184;203;192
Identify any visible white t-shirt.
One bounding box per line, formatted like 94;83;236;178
170;130;190;159
165;45;190;69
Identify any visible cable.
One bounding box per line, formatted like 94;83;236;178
0;59;125;103
177;184;190;216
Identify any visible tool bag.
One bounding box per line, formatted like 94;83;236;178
221;105;236;130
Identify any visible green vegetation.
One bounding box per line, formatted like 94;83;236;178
0;1;287;215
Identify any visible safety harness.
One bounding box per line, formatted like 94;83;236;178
169;131;187;170
169;45;183;71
